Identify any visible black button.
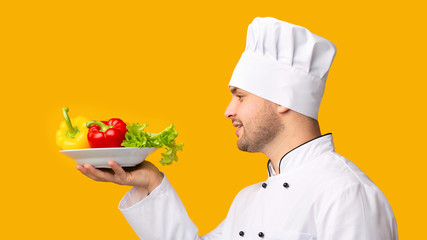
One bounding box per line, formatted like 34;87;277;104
262;183;267;188
258;232;264;238
283;182;289;188
239;231;244;236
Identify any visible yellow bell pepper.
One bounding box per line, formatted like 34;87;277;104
56;107;90;150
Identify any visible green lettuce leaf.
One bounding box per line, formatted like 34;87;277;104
121;123;184;165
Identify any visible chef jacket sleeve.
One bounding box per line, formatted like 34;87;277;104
315;183;398;240
119;174;224;240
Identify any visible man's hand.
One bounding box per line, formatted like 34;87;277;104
76;160;163;193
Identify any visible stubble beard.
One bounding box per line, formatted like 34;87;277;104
237;103;283;152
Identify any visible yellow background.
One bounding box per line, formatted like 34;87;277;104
1;0;425;239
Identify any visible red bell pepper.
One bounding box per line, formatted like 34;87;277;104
86;118;128;148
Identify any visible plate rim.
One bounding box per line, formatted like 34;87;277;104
59;147;157;153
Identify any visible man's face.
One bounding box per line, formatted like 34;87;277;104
224;87;283;152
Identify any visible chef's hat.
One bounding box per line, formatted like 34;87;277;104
229;17;337;120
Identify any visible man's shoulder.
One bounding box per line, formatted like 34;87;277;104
315;151;377;187
229;181;265;205
303;150;388;204
237;181;263;195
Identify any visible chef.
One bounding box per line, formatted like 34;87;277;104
77;17;398;239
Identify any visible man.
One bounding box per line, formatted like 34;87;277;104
77;17;398;239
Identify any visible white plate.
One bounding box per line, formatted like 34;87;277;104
60;147;157;168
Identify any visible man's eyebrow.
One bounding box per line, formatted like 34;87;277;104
230;87;239;94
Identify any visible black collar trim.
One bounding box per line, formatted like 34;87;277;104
267;159;272;177
267;133;332;176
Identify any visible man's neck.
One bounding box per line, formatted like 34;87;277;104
263;130;321;174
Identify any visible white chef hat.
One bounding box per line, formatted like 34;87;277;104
229;17;337;120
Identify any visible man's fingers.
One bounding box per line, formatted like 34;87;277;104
109;161;129;184
76;164;98;180
81;163;114;182
76;161;153;187
76;164;85;172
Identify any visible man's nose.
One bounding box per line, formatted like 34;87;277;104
224;101;236;119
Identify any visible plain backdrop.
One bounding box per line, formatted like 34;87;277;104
1;0;425;239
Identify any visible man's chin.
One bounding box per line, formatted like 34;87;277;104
237;141;255;152
237;138;264;153
237;140;247;152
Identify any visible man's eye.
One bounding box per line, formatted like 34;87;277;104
237;95;243;100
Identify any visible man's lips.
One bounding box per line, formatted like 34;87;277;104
235;127;241;136
232;121;243;136
232;120;242;127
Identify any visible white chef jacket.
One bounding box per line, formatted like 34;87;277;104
119;133;398;239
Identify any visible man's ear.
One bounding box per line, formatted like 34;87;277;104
277;105;289;113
